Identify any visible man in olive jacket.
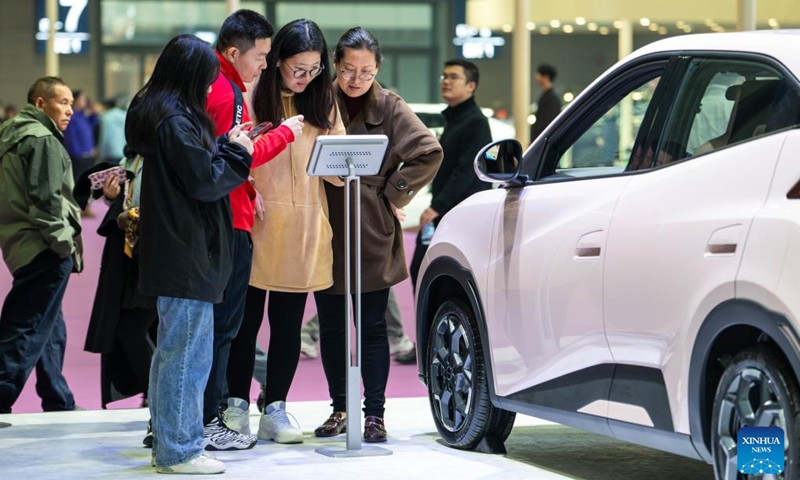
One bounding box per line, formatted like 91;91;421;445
0;77;83;413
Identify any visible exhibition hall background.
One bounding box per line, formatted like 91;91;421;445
3;0;800;137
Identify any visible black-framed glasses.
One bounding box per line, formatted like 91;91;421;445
440;73;465;82
339;68;377;82
289;64;325;79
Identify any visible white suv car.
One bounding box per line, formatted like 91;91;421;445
415;31;800;480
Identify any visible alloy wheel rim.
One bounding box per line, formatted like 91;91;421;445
715;367;787;480
429;311;474;433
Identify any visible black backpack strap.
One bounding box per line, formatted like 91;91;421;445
228;77;244;129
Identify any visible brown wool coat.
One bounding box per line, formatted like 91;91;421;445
249;90;345;292
324;81;443;295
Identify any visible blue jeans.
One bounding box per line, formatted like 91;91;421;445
0;248;75;413
203;230;252;423
150;297;213;467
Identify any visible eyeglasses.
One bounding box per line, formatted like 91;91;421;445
339;69;377;82
288;63;325;79
440;73;466;82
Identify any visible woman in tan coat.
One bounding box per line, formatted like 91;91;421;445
226;19;344;444
313;27;443;443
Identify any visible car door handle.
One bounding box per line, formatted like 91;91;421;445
706;224;742;256
575;230;604;258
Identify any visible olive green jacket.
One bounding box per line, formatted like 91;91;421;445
0;104;82;274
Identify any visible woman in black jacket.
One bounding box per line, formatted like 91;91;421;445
125;34;254;475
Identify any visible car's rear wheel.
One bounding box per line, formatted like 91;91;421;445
711;346;800;480
426;298;515;450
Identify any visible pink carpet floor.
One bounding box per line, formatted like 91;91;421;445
0;201;426;413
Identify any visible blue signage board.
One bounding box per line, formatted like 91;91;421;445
36;0;90;55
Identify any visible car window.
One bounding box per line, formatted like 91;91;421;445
552;75;663;177
660;57;800;164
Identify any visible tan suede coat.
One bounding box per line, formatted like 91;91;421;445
249;91;345;292
324;81;443;295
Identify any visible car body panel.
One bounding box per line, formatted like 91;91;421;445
484;175;630;396
604;134;786;433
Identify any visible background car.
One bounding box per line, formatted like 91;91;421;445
408;103;516;142
415;30;800;480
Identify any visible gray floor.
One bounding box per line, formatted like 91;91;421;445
0;397;715;479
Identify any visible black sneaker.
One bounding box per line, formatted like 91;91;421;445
202;416;257;451
143;419;153;448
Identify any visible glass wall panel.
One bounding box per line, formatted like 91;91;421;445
102;1;265;46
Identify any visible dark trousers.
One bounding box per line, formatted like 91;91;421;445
202;230;252;424
317;289;391;418
228;287;316;406
409;230;428;293
116;307;158;397
0;248;75;413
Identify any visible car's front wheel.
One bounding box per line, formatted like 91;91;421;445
711;346;800;480
426;298;515;451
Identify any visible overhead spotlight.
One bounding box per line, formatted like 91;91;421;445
768;18;779;28
649;23;659;32
676;20;685;28
704;18;715;26
550;19;561;28
540;27;551;35
658;26;667;35
526;22;536;30
613;20;624;29
501;24;513;33
575;17;586;26
587;22;598;31
599;26;610;35
682;25;692;33
527;114;537;125
563;25;574;33
563;92;575;102
640;18;651;27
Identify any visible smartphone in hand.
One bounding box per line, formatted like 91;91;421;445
246;121;273;139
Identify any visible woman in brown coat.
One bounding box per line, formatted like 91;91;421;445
313;26;443;443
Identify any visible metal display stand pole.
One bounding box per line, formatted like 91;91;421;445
315;156;391;458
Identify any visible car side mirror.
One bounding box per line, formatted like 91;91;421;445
474;139;527;185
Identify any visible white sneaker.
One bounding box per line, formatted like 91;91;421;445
155;454;225;474
222;397;251;435
202;416;257;451
299;337;318;359
389;334;414;356
258;400;304;444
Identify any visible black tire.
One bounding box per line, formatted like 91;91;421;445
711;346;800;480
425;298;515;450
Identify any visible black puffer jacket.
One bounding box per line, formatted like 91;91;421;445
135;109;252;303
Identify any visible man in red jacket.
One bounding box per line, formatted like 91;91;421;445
201;9;303;451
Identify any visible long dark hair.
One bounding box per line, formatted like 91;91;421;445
126;35;219;156
251;19;334;129
333;26;384;68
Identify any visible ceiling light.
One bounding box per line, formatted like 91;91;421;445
540;26;551;35
640;18;651;27
613;20;623;29
649;23;659;31
563;92;575;102
526;22;536;30
575;17;586;26
658;26;667;35
587;22;598;31
501;24;513;33
599;26;610;35
563;25;574;33
550;19;561;28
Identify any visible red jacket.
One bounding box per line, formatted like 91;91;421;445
207;51;294;232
